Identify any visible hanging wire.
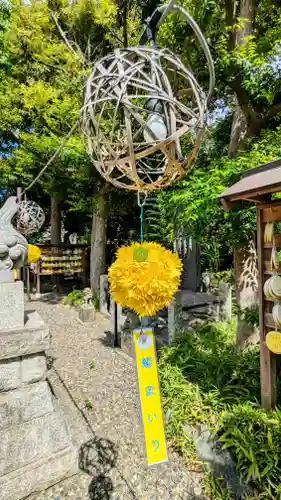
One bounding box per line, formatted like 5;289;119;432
137;191;148;332
140;206;144;242
19;121;79;199
14;0;214;198
137;191;147;243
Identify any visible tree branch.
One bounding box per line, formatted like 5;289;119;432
50;11;85;64
265;103;281;121
230;78;258;124
123;0;128;48
224;0;236;51
40;116;65;137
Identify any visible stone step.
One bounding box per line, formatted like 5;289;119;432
0;354;47;392
0;381;54;431
0;447;77;500
0;311;50;361
0;412;70;476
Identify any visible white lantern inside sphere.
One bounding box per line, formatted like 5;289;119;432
81;46;208;191
143;113;168;143
16;200;45;236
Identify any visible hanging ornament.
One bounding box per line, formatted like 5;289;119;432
108;242;182;316
266;331;281;354
27;244;41;263
264;222;274;243
80;2;214;192
264;275;281;300
16;200;45;236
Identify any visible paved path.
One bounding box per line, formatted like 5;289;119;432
28;298;204;500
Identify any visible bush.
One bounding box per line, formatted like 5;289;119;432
240;305;259;328
211;269;234;286
62;289;84;306
159;321;260;409
158;322;281;499
218;405;281;498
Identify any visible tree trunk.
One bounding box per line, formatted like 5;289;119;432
236;0;257;44
51;193;61;245
228;0;259;345
90;185;108;297
228;104;248;156
234;240;259;346
50;193;61;292
228;0;257;156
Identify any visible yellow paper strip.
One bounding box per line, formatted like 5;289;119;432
133;328;168;466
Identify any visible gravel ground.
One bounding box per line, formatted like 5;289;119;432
27;297;204;500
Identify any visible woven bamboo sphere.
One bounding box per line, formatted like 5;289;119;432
16;200;45;236
81;46;207;191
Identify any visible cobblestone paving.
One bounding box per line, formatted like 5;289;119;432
26;297;204;500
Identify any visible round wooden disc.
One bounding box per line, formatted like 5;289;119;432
271;276;281;298
264;278;271;298
272;304;281;327
266;331;281;354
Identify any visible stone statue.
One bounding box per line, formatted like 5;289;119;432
201;271;211;293
82;287;93;308
0;197;28;274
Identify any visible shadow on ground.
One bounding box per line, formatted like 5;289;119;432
79;437;118;500
100;330;119;348
27;292;63;305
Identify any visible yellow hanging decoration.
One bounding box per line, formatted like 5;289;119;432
27;244;41;263
108;242;182;317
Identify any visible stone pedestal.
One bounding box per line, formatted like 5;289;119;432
0;282;77;500
0;281;24;330
78;306;96;322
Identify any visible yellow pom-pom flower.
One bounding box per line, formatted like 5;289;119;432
108;242;182;317
27;244;41;263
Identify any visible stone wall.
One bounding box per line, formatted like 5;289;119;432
0;285;77;500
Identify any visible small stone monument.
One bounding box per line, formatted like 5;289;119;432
0;197;76;500
78;287;96;322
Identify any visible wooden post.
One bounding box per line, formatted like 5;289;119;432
26;266;31;301
16;187;22;202
36;262;41;297
257;207;276;408
16;187;22;281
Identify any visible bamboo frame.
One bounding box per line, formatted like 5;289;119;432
80;2;215;191
16;200;45;236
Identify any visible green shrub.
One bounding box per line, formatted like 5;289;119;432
62;289;84;306
158;321;280;499
240;305;259;328
159;321;260;408
211;269;234;286
92;294;100;310
218;405;281;498
62;288;99;308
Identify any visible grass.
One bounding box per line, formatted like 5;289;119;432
89;359;95;370
158;321;281;499
85;398;93;410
